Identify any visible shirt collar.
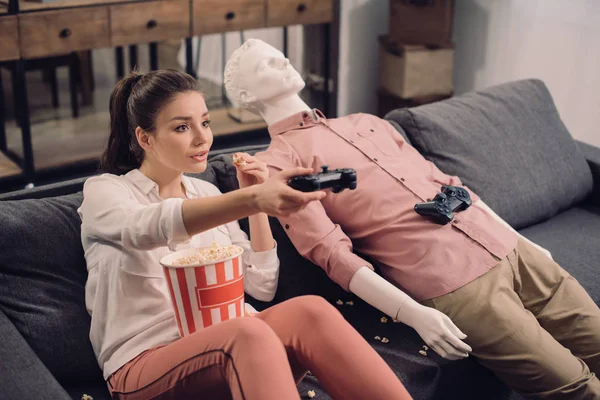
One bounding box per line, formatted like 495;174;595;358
125;169;156;194
125;169;198;197
181;174;199;197
268;108;326;136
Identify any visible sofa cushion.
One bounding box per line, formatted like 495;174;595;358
0;193;102;384
0;308;72;400
518;205;600;305
385;79;594;229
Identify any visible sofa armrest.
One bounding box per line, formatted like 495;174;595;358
0;308;71;400
576;140;600;206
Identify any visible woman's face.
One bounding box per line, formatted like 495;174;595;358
143;91;213;174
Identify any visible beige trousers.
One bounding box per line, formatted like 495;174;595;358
423;239;600;399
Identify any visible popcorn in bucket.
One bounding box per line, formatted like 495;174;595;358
160;242;245;336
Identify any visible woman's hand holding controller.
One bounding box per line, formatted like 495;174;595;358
250;168;326;217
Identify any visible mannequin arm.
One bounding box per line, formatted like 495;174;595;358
474;200;552;260
349;267;471;360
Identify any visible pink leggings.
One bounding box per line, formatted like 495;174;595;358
108;295;412;400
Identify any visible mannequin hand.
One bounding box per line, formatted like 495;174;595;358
399;300;472;360
234;153;269;188
251;168;326;217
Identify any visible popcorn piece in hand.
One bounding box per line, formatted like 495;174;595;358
381;337;389;343
307;390;316;398
419;350;428;356
374;336;381;341
381;317;388;323
423;345;429;351
336;299;343;306
81;395;93;400
345;301;354;306
232;153;247;168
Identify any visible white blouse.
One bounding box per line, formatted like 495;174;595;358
77;169;279;380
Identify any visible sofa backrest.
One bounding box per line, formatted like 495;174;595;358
385;79;594;230
0;193;101;384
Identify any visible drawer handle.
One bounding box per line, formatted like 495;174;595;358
297;3;307;12
59;28;71;39
147;19;158;29
225;11;236;20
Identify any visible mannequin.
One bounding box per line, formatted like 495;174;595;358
222;38;559;359
222;40;600;398
223;39;474;359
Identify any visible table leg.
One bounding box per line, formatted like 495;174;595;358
129;45;138;71
283;26;288;58
149;42;159;71
13;60;35;183
323;23;330;117
69;52;80;118
115;47;125;79
0;70;6;152
185;37;195;78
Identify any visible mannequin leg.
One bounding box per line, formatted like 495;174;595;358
422;251;600;400
511;239;600;376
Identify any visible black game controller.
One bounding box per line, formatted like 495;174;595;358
414;185;472;224
288;165;357;193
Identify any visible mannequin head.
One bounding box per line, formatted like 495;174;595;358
224;39;305;109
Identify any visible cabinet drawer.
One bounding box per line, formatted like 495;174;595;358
19;8;109;58
110;0;190;47
0;16;20;62
193;0;265;35
267;0;333;27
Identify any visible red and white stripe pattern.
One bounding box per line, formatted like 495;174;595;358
164;255;244;337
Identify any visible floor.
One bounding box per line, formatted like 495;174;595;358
0;41;271;194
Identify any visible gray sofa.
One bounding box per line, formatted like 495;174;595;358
1;79;598;400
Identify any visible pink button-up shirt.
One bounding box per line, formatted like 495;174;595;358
256;109;517;301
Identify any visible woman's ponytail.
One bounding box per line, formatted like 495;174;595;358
100;73;144;175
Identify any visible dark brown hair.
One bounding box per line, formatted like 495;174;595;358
100;69;203;175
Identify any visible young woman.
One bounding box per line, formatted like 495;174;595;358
78;69;412;400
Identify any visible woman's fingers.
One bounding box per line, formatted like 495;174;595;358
277;167;316;181
282;187;326;207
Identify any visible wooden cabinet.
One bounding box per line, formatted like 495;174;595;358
267;0;332;27
19;8;109;58
0;16;20;61
193;0;265;35
110;0;190;46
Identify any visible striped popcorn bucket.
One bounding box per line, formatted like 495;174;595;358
160;245;245;337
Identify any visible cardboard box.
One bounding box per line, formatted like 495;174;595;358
378;35;454;99
377;88;451;118
389;0;454;46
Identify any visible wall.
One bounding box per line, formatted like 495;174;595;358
177;26;304;97
336;0;389;117
453;0;600;147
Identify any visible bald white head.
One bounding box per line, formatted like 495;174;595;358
224;39;305;108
